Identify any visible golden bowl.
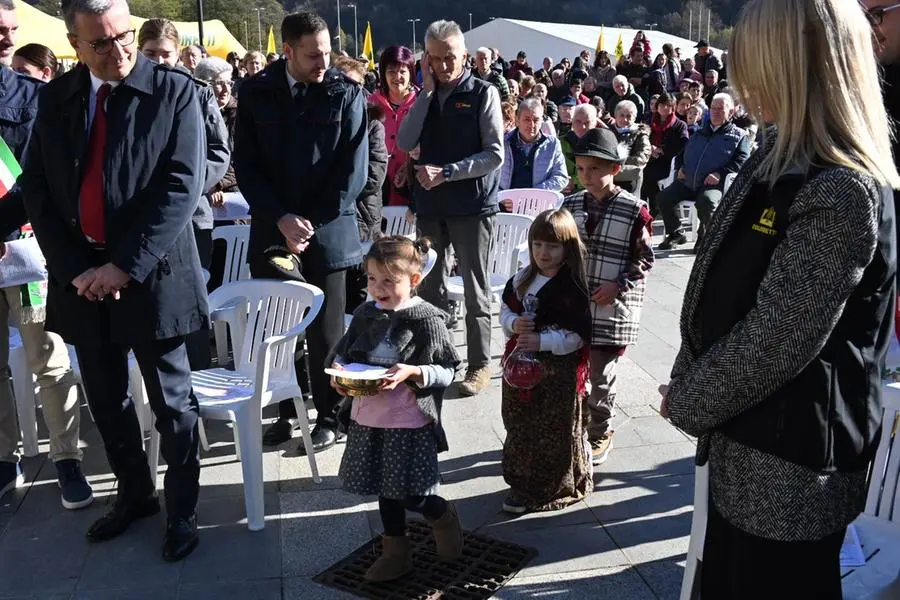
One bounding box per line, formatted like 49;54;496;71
333;375;384;397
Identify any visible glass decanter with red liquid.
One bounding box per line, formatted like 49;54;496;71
503;294;546;391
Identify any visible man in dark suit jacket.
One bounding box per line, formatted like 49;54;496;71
19;0;208;562
233;11;368;454
0;0;92;512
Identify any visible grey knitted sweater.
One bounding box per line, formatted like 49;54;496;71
667;133;890;542
328;299;460;452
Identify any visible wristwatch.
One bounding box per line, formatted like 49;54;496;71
442;165;453;181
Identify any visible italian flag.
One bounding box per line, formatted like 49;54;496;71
0;136;27;234
0;135;21;197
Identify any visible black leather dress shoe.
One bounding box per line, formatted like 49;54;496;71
163;515;199;562
86;494;160;542
262;418;297;447
297;424;342;456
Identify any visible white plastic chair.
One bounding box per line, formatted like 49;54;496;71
9;330;38;457
864;384;900;521
382;206;416;239
679;463;709;600
9;330;145;458
657;157;678;191
843;384;900;598
657;158;700;242
680;384;900;600
149;280;324;531
210;224;251;366
447;213;533;305
724;173;737;194
499;188;564;216
675;203;700;243
344;248;438;330
212;225;251;285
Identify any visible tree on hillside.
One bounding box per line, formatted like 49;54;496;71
31;0;745;56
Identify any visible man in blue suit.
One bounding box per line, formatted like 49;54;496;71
0;0;92;513
19;0;208;561
234;11;368;454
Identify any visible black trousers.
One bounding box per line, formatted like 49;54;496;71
76;336;200;518
185;225;213;371
249;255;346;429
701;500;844;600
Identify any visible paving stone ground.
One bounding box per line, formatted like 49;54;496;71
0;245;698;600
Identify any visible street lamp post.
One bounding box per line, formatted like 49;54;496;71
408;18;420;52
346;3;358;57
253;8;264;52
336;0;343;52
196;0;205;48
468;12;472;31
243;20;248;49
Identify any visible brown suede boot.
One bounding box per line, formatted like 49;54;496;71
364;535;413;582
427;503;464;562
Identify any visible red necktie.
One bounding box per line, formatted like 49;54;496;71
79;83;110;244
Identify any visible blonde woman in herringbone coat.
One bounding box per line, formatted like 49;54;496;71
662;1;900;598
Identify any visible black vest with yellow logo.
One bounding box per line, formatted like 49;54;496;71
698;175;806;351
699;169;893;473
414;71;499;219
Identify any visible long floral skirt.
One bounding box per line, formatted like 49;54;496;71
501;351;592;511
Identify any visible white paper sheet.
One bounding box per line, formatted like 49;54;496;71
841;523;867;568
211;191;251;220
0;237;46;288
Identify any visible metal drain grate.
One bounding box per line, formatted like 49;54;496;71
313;520;537;599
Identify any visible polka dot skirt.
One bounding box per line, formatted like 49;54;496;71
340;421;441;499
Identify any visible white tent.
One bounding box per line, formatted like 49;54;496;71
463;19;721;66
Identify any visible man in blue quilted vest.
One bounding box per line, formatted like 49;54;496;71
397;20;503;396
656;93;751;250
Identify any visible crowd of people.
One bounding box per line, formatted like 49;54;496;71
0;0;897;599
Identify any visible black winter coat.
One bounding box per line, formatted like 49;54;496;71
19;56;209;345
0;65;41;239
357;105;388;242
234;60;368;272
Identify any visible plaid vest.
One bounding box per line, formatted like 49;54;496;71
563;189;646;346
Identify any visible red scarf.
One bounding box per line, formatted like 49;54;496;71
650;112;676;148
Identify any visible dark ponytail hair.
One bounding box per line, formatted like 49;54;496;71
13;43;59;79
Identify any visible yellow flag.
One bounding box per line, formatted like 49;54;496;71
362;22;375;69
266;25;276;55
595;26;605;54
614;33;624;61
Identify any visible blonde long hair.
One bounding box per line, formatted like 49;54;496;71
730;0;900;188
517;209;588;299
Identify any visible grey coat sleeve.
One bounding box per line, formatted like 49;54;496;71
199;85;230;193
666;171;882;436
193;85;230;230
396;90;433;152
